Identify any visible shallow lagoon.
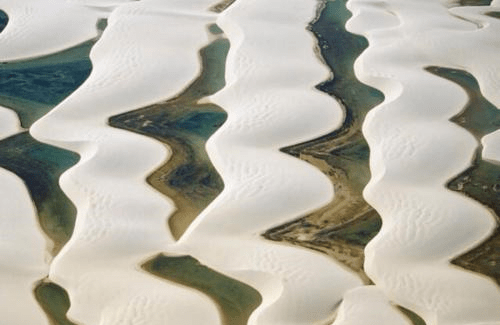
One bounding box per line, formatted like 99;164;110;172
265;0;384;282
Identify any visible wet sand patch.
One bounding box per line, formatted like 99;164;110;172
143;254;262;325
427;66;500;286
263;0;384;283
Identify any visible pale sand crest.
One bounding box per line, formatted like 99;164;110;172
174;0;363;324
31;1;223;324
27;0;365;324
333;286;411;325
342;0;500;324
0;0;103;61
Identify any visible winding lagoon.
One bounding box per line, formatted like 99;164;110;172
110;25;263;323
264;0;383;282
427;66;500;287
0;35;94;323
109;28;228;240
143;255;262;325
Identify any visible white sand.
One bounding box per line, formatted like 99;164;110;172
175;1;363;323
30;2;225;324
27;0;363;324
0;168;48;324
3;0;500;323
333;286;412;325
345;0;500;324
0;0;103;61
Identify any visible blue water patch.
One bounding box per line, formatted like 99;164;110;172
0;41;93;127
0;10;7;33
0;132;79;255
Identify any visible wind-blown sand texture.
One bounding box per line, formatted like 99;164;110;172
1;0;500;324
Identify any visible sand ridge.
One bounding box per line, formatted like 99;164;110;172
343;0;500;324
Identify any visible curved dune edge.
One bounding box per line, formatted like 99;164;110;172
345;0;500;324
0;0;104;61
109;31;229;241
173;1;363;324
262;0;384;285
0;1;99;321
31;1;227;324
0;122;47;324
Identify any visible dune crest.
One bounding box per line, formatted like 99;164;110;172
346;0;500;323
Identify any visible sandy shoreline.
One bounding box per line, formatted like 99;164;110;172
1;0;500;324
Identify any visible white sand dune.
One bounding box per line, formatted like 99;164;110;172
31;1;223;324
2;0;500;324
29;0;363;324
345;0;500;324
0;0;103;61
175;1;363;324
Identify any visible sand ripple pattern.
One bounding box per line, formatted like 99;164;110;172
172;1;363;324
344;0;500;324
31;1;225;324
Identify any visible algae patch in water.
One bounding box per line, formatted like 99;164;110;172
264;0;384;284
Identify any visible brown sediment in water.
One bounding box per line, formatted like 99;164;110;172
398;306;427;325
111;25;263;323
210;0;238;13
143;254;262;325
486;11;500;19
34;279;78;325
109;32;228;240
426;66;500;287
262;0;383;284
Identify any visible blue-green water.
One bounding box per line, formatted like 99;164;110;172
0;37;94;324
0;41;93;128
143;255;262;325
109;37;228;240
111;26;262;325
265;0;384;282
0;10;7;33
427;66;500;288
0;132;79;255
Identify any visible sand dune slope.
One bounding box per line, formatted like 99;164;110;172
31;2;225;324
346;0;500;324
175;1;363;324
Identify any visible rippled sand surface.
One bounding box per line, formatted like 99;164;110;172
1;0;500;324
